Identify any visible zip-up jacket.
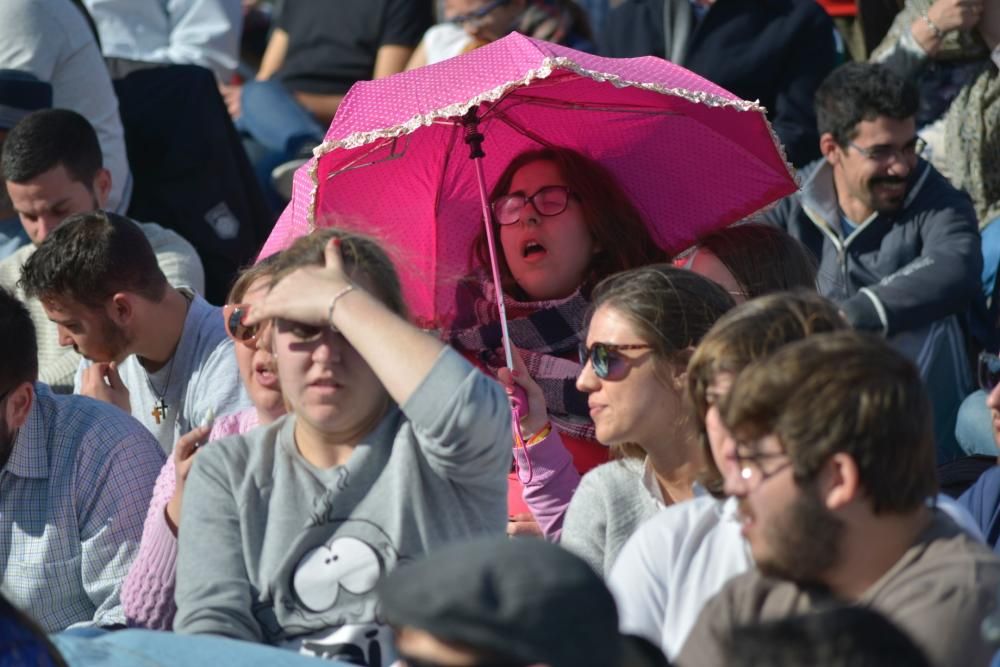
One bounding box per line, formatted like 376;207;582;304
765;159;982;336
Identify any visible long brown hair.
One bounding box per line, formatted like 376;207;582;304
471;147;665;300
588;265;735;459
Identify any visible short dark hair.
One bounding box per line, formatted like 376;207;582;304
722;331;937;513
0;287;38;387
1;108;103;185
721;607;931;667
814;63;919;147
694;223;818;298
687;291;847;495
19;211;167;308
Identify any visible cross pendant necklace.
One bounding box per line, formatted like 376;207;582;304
152;399;168;425
145;351;178;427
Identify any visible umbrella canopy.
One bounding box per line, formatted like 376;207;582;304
260;33;797;328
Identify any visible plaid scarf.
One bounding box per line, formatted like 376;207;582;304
449;278;597;442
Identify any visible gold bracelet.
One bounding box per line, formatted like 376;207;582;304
326;284;355;332
525;421;553;446
921;11;944;40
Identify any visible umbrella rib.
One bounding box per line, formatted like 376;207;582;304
489;108;561;148
503;93;684;116
324;135;410;180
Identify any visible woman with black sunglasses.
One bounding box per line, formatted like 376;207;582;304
503;265;734;575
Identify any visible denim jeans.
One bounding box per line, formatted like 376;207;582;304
52;628;349;666
956;390;1000;458
235;79;326;212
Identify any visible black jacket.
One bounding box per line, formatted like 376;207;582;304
600;0;838;166
765;159;983;337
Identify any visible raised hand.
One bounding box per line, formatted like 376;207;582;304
165;424;213;534
80;361;131;415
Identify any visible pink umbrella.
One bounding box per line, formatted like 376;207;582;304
261;33;797;361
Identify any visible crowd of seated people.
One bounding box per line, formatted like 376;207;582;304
3;1;1000;666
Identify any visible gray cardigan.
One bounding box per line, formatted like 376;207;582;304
561;458;662;577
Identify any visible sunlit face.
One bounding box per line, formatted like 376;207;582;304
704;372;737;479
234;278;284;422
499;160;597;302
42;295;131;363
829;116;918;222
688;248;746;302
576;305;680;450
6;164;108;246
724;433;842;583
273;277;388;438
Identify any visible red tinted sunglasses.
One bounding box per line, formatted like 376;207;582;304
223;303;260;349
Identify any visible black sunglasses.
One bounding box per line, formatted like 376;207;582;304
578;342;653;380
979;351;1000;392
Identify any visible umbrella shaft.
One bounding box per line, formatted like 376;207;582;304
471;155;514;371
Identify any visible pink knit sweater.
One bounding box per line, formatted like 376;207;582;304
121;408;259;630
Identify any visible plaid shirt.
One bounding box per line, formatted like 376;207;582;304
0;384;164;632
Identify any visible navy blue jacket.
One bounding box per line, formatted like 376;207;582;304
765;159;982;336
600;0;838;166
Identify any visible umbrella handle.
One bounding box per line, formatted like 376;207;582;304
509;384;535;485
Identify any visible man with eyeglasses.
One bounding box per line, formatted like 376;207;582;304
765;62;982;462
677;331;1000;667
0;286;164;631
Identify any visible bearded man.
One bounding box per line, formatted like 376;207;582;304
764;63;983;461
0;287;163;631
19;210;247;452
0;109;204;392
677;331;1000;667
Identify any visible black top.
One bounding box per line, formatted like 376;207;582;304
600;0;838;167
275;0;433;95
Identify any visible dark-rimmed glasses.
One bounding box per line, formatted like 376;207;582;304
578;342;653;380
979;351;1000;392
223;304;260;349
492;185;574;226
734;448;792;485
447;0;511;25
848;136;925;164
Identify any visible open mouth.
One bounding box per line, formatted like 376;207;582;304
254;361;279;389
522;240;547;259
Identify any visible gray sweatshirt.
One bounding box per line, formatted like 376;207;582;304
174;348;511;662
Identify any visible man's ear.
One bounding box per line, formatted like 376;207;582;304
820;132;841;166
92;168;112;209
819;452;860;510
107;293;134;327
6;381;34;430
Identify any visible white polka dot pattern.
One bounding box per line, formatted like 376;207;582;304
258;33;798;328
